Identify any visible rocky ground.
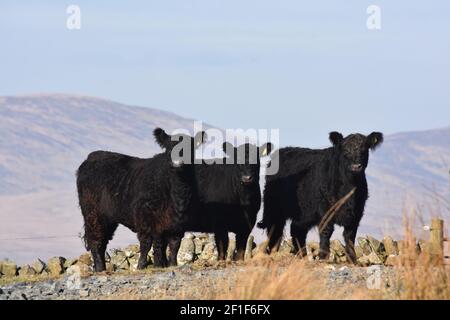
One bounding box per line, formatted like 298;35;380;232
0;259;400;300
2;233;444;300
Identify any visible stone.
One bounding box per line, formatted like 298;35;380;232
226;239;236;261
330;239;346;257
78;253;93;266
79;289;90;298
194;237;204;255
64;259;78;269
68;262;92;277
367;236;383;254
417;239;429;254
185;232;195;239
31;259;46;274
355;245;364;259
384;255;400;266
124;244;140;258
279;239;294;255
105;262;114;273
357;237;372;255
177;237;195;266
18;265;36;277
358;252;383;266
307;242;320;258
244;235;255;260
47;257;66;276
2;260;17;277
110;250;129;270
128;255;140;271
198;241;218;262
382;236;399;256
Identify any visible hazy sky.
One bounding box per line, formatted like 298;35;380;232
1;1;449;147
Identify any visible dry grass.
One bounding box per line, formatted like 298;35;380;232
195;217;449;300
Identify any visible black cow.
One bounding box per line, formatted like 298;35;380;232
160;142;273;263
258;132;383;263
76;128;207;271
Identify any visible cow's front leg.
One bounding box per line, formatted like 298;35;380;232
343;224;358;264
319;223;334;260
214;230;229;261
167;233;183;266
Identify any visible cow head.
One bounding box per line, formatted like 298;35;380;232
153;128;207;168
329;131;383;175
222;142;274;186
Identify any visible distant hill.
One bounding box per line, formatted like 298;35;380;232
0;94;449;263
0;94;214;263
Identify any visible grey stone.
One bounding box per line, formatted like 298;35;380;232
367;236;383;254
110;250;129;270
330;239;346;257
47;257;66;276
1;260;17;277
357;252;383;266
382;236;399;256
32;259;46;274
279;239;294;255
64;259;78;269
357;237;372;255
384;254;400;266
128;255;140;271
18;265;36;277
194;237;204;255
307;242;320;258
198;241;218;262
78;253;92;266
124;244;140;258
79;288;90;298
177;237;195;266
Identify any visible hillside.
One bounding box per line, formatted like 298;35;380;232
0;94;449;263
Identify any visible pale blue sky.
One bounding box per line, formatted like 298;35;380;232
1;1;449;146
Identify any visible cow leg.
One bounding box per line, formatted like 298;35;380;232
343;225;358;264
319;223;334;260
235;230;250;261
152;238;168;268
290;222;308;258
137;232;153;270
167;233;183;267
214;230;229;261
85;221;118;272
267;221;285;254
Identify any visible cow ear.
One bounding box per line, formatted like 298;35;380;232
329;131;344;146
194;131;207;148
153;127;171;149
222;142;235;157
367;132;383;150
259;142;274;157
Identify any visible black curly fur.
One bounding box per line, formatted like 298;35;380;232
76;128;206;271
258;132;383;263
160;142;274;262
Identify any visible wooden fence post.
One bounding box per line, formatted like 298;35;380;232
429;219;444;258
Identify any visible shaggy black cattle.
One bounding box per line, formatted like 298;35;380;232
76;128;207;271
160;142;273;263
258;132;383;263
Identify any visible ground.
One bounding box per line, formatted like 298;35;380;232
4;254;439;300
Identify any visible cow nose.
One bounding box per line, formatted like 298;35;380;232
241;175;253;184
351;163;363;172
